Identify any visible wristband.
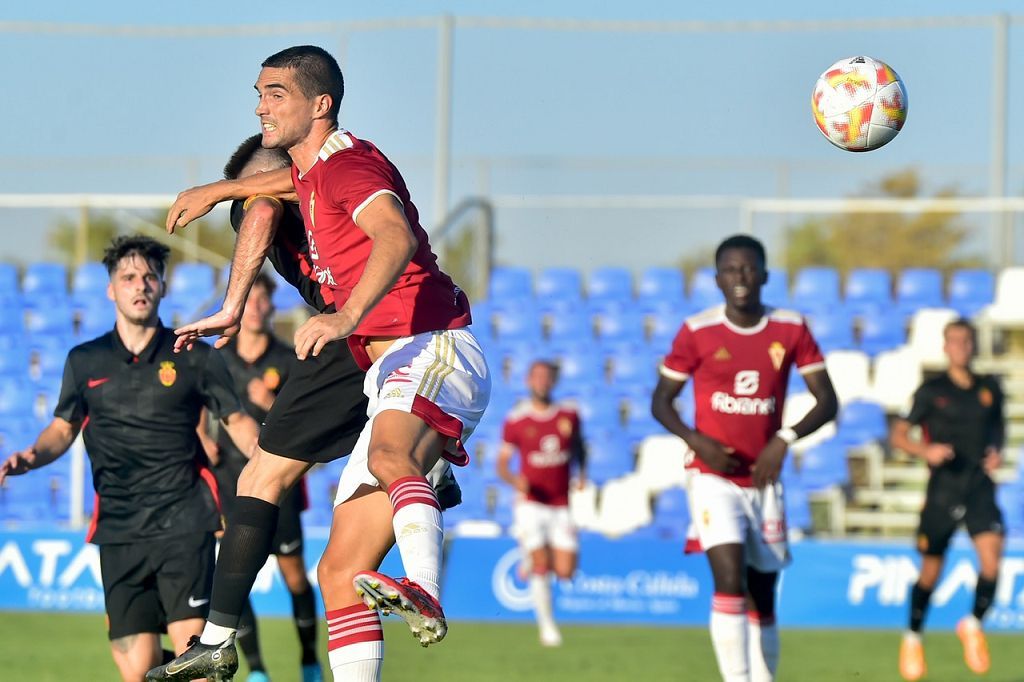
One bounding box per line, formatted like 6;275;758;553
775;427;798;445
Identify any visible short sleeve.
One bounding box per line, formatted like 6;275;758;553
660;323;699;381
794;320;826;375
501;418;518;448
327;155;401;224
53;354;85;423
902;384;932;425
199;349;243;420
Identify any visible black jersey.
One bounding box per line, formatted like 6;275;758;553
903;372;1005;480
54;324;242;544
229;199;331;312
215;335;294;463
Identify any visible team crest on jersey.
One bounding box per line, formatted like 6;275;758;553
557;417;573;438
713;346;732;361
979;387;993;407
158;361;177;387
768;342;786;371
263;367;281;391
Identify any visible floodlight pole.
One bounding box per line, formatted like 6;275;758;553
991;13;1010;266
433;14;455;229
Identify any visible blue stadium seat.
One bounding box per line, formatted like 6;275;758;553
553;345;605;386
689;267;721;309
488;266;533;302
996;485;1024;537
763;268;790;308
896;268;944;312
785;480;813;531
647;303;689;348
492;303;543;343
585;431;633;484
638;267;685;304
0;345;30;377
71;262;109;300
594;306;645;344
0;298;24;334
573;394;621;431
498;343;542;387
0;379;35;418
792;267;840;312
547;309;594;343
22;263;69;300
270;276;308;313
651;487;691;540
0;263;19;295
859;309;907;357
536;267;582;303
606;343;659;388
806;309;855;353
76;301;117;339
845;269;892;314
588;267;633;303
169;262;215;297
24;302;75;336
837;400;888;445
28;335;73;379
949;269;995;318
799;439;849;491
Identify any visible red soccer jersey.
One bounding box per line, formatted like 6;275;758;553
502;403;582;507
292;130;472;369
660;305;825;486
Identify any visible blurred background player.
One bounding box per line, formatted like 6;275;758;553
199;272;322;682
0;235;259;682
891;319;1005;681
498;359;586;647
651;234;838;682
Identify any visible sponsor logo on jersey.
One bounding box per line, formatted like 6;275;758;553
158;361;176;387
263;367;281;391
734;370;760;395
711;392;777;415
713;346;731;361
768;342;786;371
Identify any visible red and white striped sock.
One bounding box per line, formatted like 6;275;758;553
710;593;750;682
388;476;443;600
326;604;384;682
747;610;779;682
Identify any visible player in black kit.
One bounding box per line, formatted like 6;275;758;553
892;319;1005;681
0;235;260;682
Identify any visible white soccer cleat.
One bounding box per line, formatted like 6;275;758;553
539;624;563;647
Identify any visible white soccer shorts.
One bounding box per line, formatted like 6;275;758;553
335;328;491;505
686;471;791;572
514;500;579;554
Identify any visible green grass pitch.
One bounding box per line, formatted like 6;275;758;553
0;612;1018;681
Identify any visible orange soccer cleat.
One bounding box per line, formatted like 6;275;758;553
899;633;927;681
956;616;991;675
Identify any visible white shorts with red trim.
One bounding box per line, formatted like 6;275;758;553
334;327;490;505
686;471;790;573
514;500;578;553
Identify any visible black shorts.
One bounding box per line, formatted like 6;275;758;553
99;533;216;640
917;473;1004;556
212;454;305;556
259;339;368;463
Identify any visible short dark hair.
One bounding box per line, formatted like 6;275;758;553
262;45;344;123
530;359;559;378
251;271;278;298
223;134;290;180
715;234;766;269
102;235;171;279
944;318;976;340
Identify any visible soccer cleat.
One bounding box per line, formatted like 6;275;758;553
353;570;448;647
539;624;563;648
957;616;990;674
898;634;926;681
144;634;238;682
300;663;323;682
246;671;270;682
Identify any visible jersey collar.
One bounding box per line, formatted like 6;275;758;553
297;129;355;180
720;304;770;336
111;323;166;364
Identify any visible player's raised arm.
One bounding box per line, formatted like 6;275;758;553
166;168;295;233
0;417;81;485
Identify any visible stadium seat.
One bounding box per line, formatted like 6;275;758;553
606;343;659;388
0;343;29;377
0;263;17;295
806;309;855;353
76;301;117;339
870;348;923;413
949;269;994;319
688;267;721;309
647;303;689;348
785;480;813;532
71;262;109;301
824;350;871;405
0;379;35;418
650;486;691;540
905;308;958;365
859;309;907;357
782;392;837;453
569;481;600;531
536;267;582;303
896;268;944;312
791;267;840;312
22;262;69;300
634;434;689;493
553;344;605;386
270;275;308;312
984;267;1024;323
593;474;652;537
488;266;533;302
588;267;633;303
574;394;621;431
168;262;215;298
837;400;888;446
586;431;634;485
594;306;645;344
996;486;1024;537
547;309;594;342
799;439;849;491
28;335;73;380
24;303;75;336
0;300;24;334
638;267;685;304
492;303;543;343
845;268;892;314
762;268;790;308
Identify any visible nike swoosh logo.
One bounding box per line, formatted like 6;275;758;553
166;654;205;676
87;378;110;388
187;596;209;608
279;539;301;554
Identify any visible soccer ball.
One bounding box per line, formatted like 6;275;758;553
811;56;908;152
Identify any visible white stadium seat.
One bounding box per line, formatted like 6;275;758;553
634;434;690;493
823;350;871;405
782;391;837;453
982;267;1024;323
593;474;652;537
905;307;958;366
569;481;600;531
870;348;923;413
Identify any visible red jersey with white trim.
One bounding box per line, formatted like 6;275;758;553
292;130;471;369
660;305;825;486
502;402;582;507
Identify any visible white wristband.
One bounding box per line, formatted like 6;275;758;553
775;427;798;445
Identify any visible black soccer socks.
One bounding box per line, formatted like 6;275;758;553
292;585;319;666
973;576;997;621
909;582;933;633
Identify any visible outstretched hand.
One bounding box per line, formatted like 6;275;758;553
0;449;36;485
173;309;241;352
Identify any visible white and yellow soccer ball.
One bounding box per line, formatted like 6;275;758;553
811;56;908;152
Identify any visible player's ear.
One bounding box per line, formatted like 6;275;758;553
314;93;333;119
106;281;115;302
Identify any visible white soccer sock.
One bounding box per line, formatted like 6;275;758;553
388;477;443;600
327;605;384;682
200;622;236;646
530;573;558;633
747;612;779;682
710;593;750;682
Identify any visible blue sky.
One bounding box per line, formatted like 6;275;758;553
3;1;1024;270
